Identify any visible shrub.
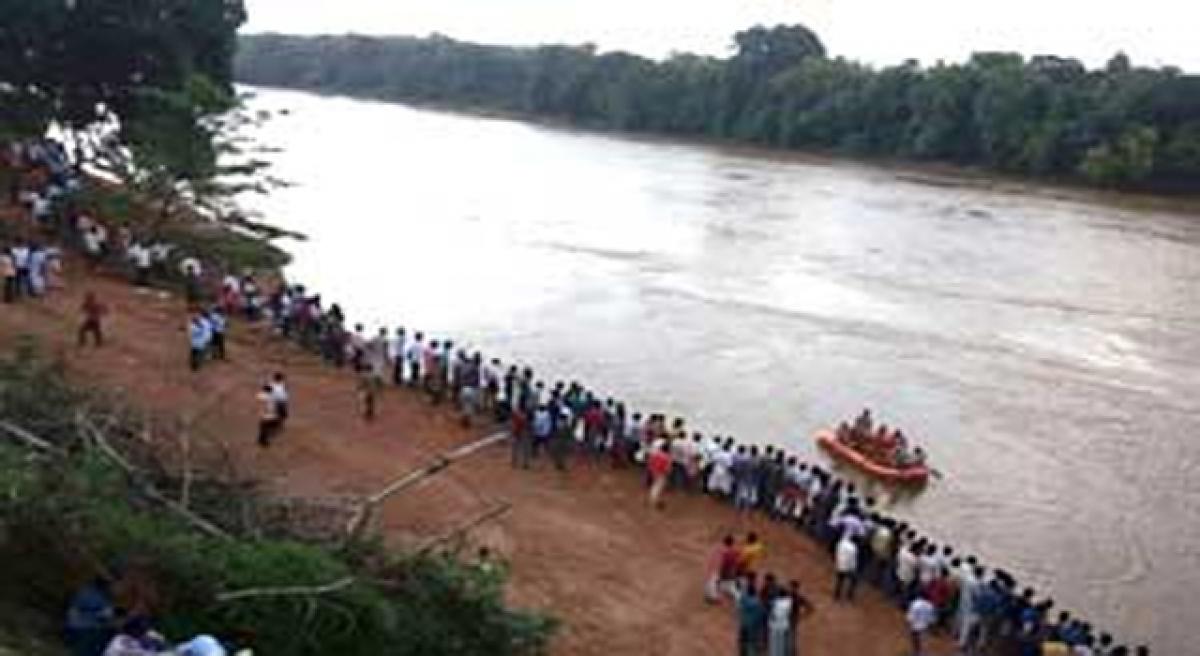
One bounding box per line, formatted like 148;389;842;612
0;347;554;655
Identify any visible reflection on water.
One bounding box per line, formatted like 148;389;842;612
242;87;1200;652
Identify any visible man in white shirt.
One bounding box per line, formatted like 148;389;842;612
896;543;920;604
830;509;866;542
10;242;31;297
130;242;152;286
918;544;940;588
31;193;51;223
957;566;983;649
390;327;406;385
270;373;290;425
907;593;937;656
405;333;424;387
833;537;860;602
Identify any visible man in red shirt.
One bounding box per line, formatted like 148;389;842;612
77;291;107;347
924;567;955;628
510;405;532;469
647;442;672;509
582;402;606;459
705;534;741;603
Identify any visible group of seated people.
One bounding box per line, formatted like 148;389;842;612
65;574;244;656
835;408;927;470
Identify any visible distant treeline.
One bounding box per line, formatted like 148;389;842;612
235;26;1200;191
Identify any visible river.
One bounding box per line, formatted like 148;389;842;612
241;87;1200;652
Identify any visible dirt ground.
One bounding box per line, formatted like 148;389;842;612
0;252;957;656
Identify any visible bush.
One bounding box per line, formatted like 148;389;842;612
0;346;554;655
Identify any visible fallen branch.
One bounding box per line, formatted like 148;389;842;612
76;413;233;541
344;431;510;544
417;502;511;555
0;420;62;453
179;425;193;510
216;576;355;603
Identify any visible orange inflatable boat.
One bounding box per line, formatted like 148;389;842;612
815;429;930;486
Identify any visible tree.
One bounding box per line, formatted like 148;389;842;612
0;0;247;195
732;25;827;77
1080;125;1159;185
233;24;1200;192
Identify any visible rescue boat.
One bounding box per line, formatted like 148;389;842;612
815;429;930;485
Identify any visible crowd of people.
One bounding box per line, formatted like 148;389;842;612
2;137;1153;656
235;276;1152;656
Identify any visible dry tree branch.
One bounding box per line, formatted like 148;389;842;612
0;420;62;453
216;576;355;603
75;412;233;540
344;431;509;544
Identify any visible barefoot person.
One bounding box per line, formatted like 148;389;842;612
78;291;107;347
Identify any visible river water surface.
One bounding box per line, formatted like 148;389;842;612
243;87;1200;652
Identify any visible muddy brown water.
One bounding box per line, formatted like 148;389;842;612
243;87;1200;652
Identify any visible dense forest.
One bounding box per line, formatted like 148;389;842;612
235;26;1200;191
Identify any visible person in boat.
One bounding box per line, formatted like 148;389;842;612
910;447;927;468
835;422;852;444
853;408;873;439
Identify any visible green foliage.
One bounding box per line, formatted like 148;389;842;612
0;348;554;656
235;25;1200;191
0;0;291;246
1079;126;1159;184
0;0;244;145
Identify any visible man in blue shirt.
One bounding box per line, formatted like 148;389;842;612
189;312;211;372
207;308;227;361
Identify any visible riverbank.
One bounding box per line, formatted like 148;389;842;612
0;240;954;654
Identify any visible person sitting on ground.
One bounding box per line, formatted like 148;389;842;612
65;575;116;656
175;635;227;656
101;616;169;656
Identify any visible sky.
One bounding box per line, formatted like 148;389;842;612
242;0;1200;72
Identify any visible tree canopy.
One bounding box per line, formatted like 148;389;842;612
1;0;251;203
235;26;1200;191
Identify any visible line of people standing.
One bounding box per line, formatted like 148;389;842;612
7;136;1150;656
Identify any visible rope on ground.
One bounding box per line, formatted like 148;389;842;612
216;576;356;603
344;430;510;544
